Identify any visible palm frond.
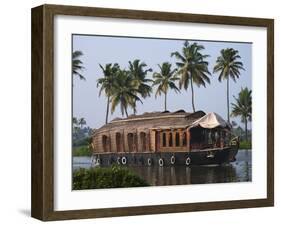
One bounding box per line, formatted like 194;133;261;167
213;48;245;82
72;50;85;80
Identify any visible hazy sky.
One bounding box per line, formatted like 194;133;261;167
73;35;252;129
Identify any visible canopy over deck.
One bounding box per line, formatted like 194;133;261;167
190;112;231;129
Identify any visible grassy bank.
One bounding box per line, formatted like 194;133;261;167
73;165;149;190
72;145;92;156
239;141;252;149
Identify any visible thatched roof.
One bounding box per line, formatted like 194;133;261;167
94;110;206;135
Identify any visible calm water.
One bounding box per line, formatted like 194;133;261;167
73;149;251;185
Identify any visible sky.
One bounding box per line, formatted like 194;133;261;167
72;35;252;130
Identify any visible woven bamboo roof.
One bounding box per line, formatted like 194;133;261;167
94;110;206;135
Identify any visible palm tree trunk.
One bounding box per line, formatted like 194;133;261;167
105;96;110;124
227;76;230;123
190;78;195;112
164;92;167;111
133;100;137;115
125;107;129;118
245;118;248;141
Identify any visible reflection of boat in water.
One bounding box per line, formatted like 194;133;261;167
91;110;239;166
130;164;238;186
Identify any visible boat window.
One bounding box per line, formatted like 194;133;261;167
116;133;122;152
140;132;147;151
127;133;134;152
162;132;166;147
102;135;109;152
190;127;205;147
183;132;187;146
133;133;138;152
169;132;173;146
208;130;212;144
175;132;180;147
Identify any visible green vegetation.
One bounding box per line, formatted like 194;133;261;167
153;62;179;111
78;117;86;128
94;43;247;119
231;87;252;141
73;145;92;156
73;136;91;147
110;69;143;117
97;60;153;119
73;165;149;190
239;140;252;149
97;63;120;123
213;48;245;123
171;41;211;112
72;117;92;147
72;50;85;80
128;59;153;114
232;125;252;142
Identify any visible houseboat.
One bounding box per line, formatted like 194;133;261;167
90;110;239;166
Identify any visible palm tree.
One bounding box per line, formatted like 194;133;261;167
231;87;252;141
231;120;238;128
236;126;244;138
128;59;153;114
153;62;180;111
110;69;142;117
72;117;78;126
171;41;211;112
78;118;86;129
72;50;85;80
72;117;79;139
213;48;245;122
97;63;120;124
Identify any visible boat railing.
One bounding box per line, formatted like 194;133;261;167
230;136;240;147
191;142;225;150
190;136;239;151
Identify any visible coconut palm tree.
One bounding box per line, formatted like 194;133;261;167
72;117;79;139
78;118;86;129
213;48;245;123
72;117;78;126
110;69;143;117
153;62;180;111
231;87;252;141
128;59;153;114
72;50;85;80
97;63;120;124
231;120;238;128
171;41;211;112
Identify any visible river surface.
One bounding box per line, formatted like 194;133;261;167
73;149;251;185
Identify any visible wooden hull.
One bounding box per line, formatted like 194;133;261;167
92;146;239;167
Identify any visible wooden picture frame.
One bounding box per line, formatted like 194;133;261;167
31;4;274;221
